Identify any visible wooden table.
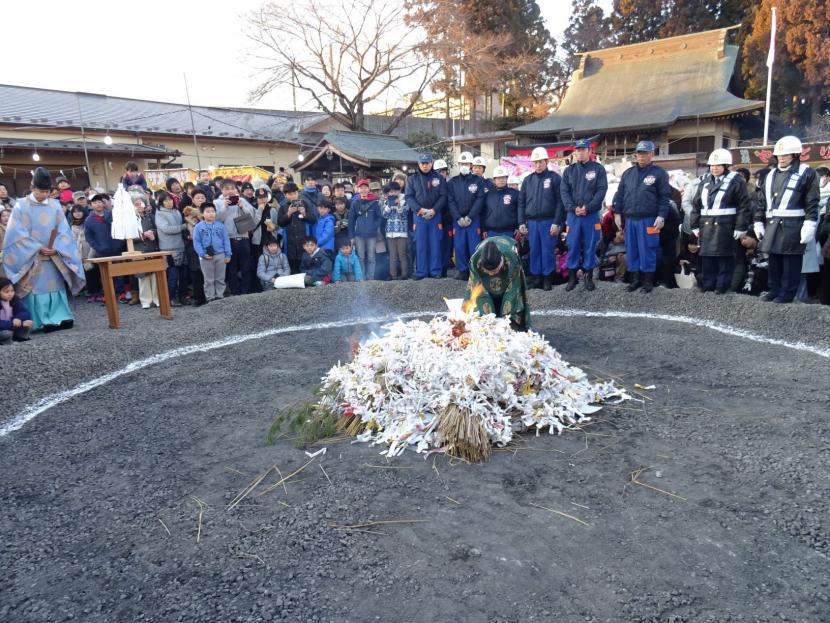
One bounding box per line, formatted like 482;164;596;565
89;251;173;329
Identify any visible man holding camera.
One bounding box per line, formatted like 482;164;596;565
215;179;257;295
277;182;319;274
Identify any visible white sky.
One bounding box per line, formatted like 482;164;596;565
3;0;611;111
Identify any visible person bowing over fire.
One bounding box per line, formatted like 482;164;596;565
463;237;530;331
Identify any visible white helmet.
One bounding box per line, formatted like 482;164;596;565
492;165;509;178
507;175;520;185
773;135;802;156
530;147;549;162
707;148;732;166
433;159;448;170
472;156;487;167
458;151;474;164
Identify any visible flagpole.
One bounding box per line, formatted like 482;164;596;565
763;7;777;147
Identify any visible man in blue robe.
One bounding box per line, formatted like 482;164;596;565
1;167;85;332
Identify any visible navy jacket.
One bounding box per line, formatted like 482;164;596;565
447;174;485;221
300;249;333;281
479;177;494;195
0;296;31;331
561;160;608;214
84;211;124;257
518;170;564;225
612;163;671;219
405;171;448;216
348;198;382;239
483;186;520;231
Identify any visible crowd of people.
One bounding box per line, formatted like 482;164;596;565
1;136;829;344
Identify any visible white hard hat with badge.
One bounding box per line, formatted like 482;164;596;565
458;151;474;164
472;156;487;167
530;147;549;162
773;135;803;156
707;148;733;166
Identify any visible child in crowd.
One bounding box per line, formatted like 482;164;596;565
121;161;148;191
256;235;290;289
331;240;363;283
382;181;409;279
348;179;381;280
68;205;97;298
133;197;160;309
184;190;208;306
314;201;336;255
300;237;332;286
155;191;189;306
192;203;232;302
56;176;74;206
333;197;351;251
0;277;32;343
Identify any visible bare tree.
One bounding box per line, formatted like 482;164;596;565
247;0;441;134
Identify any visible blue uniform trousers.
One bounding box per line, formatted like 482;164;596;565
441;222;454;271
528;218;556;276
488;229;515;239
566;212;601;270
700;256;735;291
414;215;443;278
453;219;481;273
767;254;802;302
624;217;660;273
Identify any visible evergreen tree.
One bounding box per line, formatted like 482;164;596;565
562;0;613;72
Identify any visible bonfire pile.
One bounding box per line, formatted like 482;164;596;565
312;308;629;462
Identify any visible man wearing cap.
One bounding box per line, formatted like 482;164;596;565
518;147;564;290
690;149;752;294
483;166;520;239
1;167;85;332
611;140;671;293
464;237;529;331
448;152;485;280
405;153;448;279
561;139;608;291
753;135;820;303
433;159;453;275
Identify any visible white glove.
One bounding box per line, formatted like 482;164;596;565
754;222;765;240
800;220;817;244
457;218;465;228
692;228;700;238
733;230;746;240
549;223;560;236
614;214;622;229
653;216;665;230
519;224;528;235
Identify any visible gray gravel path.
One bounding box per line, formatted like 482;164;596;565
1;281;829;622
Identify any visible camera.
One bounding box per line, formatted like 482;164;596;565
228;195;240;206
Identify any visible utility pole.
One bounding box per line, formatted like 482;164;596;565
763;7;777;146
75;93;92;184
183;73;202;170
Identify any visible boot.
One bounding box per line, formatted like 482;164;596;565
455;271;469;281
626;271;641;292
641;272;654;293
542;274;552;291
584;270;595;291
564;271;578;292
528;275;540;289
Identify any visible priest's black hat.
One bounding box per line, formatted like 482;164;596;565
32;167;52;191
480;240;503;272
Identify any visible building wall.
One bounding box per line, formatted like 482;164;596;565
0;126;302;193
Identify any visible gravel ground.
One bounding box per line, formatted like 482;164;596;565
1;280;829;622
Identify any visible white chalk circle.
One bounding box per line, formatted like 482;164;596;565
2;308;828;438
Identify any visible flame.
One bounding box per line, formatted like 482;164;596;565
462;283;485;314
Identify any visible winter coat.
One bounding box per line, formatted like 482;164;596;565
193;221;232;258
256;247;290;285
482;186;520;231
277;200;316;261
84;211;124;257
155;207;186;252
0;295;30;331
382;195;410;237
70;222;91;260
300;248;332;282
134;212;159;254
405;171;447;217
447;174;485;221
690;172;752;257
754;162;820;256
215;196;257;239
518;169;563;224
333;210;351;250
332;252;364;282
348;198;381;239
561;160;608;214
314;213;336;251
612;163;671;220
121;174;149;191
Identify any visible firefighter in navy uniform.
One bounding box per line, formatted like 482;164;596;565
405;153;448;280
482;166;520;238
611;140;671;293
518;147;564;290
690;148;752;294
753;135;820;303
448;151;485;280
472;156;494;195
560;138;608;291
